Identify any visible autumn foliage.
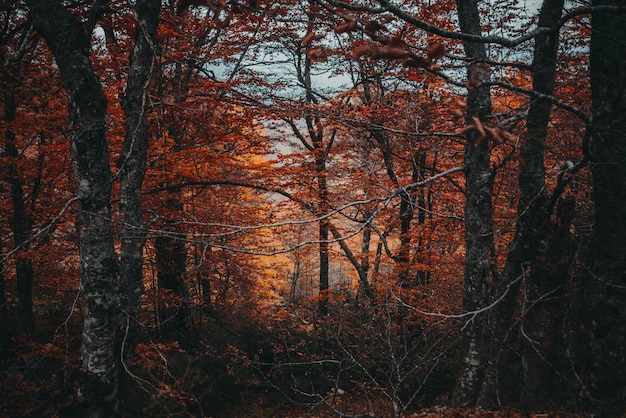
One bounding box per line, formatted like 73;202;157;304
1;0;625;417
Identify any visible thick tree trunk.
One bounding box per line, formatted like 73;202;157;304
477;0;565;407
520;197;575;407
118;0;159;362
580;1;626;413
27;1;121;415
451;0;494;406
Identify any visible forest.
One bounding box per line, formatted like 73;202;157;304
1;0;625;417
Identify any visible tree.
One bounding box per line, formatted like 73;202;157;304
0;238;7;355
477;0;569;408
450;0;494;405
1;8;42;338
26;1;121;414
4;61;37;336
3;0;626;415
1;1;76;352
577;0;626;412
118;0;160;362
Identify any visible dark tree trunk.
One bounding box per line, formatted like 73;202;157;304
154;198;189;335
289;260;300;303
368;124;416;288
579;1;626;413
477;0;565;407
397;189;415;287
27;1;121;415
295;33;332;315
155;218;189;331
520;197;575;408
118;0;159;362
0;238;9;357
451;0;494;406
155;178;189;326
329;222;376;303
357;222;375;301
4;90;36;336
317;151;330;315
414;151;430;286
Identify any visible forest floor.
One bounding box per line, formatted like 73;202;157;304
213;392;591;418
219;403;591;418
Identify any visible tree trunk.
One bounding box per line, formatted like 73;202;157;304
477;0;565;407
317;151;330;315
4;90;36;336
368;119;416;288
415;152;430;286
118;0;159;362
520;197;575;408
0;238;9;357
329;222;376;303
451;0;494;406
27;2;121;415
155;216;189;332
580;1;626;413
296;31;332;315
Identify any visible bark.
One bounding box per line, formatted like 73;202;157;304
153;62;191;331
155;210;189;331
477;0;565;407
118;0;159;362
27;1;121;415
316;149;330;315
397;183;416;287
366;98;417;288
295;33;331;315
0;239;9;357
520;197;575;408
329;222;375;302
368;128;417;287
357;222;374;301
451;0;494;406
579;1;626;413
414;152;431;286
289;260;300;302
4;89;36;335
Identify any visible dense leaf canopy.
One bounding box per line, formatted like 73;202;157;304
1;0;625;416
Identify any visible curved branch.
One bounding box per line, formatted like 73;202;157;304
317;1;626;49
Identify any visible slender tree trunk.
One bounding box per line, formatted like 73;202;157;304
451;0;494;406
0;238;9;357
580;1;626;413
317;151;330;315
297;26;332;315
4;91;36;336
155;216;188;331
27;2;121;415
368;126;416;288
477;0;565;407
289;260;300;302
415;152;430;285
329;222;375;302
357;221;376;302
118;0;159;362
154;145;191;328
